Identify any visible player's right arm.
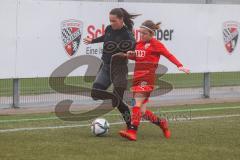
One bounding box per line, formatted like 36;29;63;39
83;35;105;44
83;25;110;44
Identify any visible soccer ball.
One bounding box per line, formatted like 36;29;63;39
91;118;110;136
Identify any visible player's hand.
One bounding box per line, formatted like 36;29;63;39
178;66;190;74
83;37;93;45
126;50;136;58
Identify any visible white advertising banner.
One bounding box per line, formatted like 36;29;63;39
16;1;116;78
0;0;17;79
0;1;240;78
207;4;240;72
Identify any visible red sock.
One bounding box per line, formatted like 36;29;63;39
142;98;149;105
130;106;142;133
143;110;161;126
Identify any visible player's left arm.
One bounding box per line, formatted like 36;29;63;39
157;43;190;74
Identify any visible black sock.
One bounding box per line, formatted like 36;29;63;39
113;87;132;129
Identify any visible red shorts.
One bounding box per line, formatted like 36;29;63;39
131;71;155;92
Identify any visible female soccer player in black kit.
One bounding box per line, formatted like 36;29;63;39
84;8;140;130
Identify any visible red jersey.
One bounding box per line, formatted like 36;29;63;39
130;38;183;92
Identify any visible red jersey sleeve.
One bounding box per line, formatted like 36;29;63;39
153;40;183;68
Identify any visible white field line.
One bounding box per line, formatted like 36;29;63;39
1;105;240;123
0;114;240;133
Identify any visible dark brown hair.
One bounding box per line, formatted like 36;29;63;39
110;8;140;31
141;20;161;33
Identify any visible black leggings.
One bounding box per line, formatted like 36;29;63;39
91;59;131;128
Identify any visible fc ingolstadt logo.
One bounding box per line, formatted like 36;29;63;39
223;21;239;54
61;20;83;56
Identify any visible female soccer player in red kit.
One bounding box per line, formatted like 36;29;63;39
119;20;190;141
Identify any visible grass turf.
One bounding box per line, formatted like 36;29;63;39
0;102;240;160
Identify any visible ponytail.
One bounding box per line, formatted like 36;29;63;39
120;8;140;31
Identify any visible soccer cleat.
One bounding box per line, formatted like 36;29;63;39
119;130;137;141
161;128;171;139
160;119;171;139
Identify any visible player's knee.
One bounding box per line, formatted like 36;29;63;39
91;91;98;100
91;83;107;100
92;82;107;90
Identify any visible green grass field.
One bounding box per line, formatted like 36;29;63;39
0;102;240;160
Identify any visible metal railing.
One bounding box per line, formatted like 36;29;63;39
1;72;240;108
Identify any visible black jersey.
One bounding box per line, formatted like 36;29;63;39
91;25;136;64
